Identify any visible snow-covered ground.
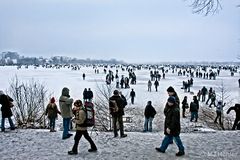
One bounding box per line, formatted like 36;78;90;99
0;129;239;160
0;65;240;159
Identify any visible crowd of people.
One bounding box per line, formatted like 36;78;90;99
1;64;240;158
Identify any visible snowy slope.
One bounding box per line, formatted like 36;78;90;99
0;65;239;159
0;129;239;160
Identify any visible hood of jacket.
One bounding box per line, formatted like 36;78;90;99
61;87;70;97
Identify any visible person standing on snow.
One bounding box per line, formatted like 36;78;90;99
59;87;74;139
0;90;15;132
45;97;61;132
147;80;152;92
181;96;189;118
109;90;127;138
130;89;136;104
143;101;156;132
190;96;199;122
214;101;226;125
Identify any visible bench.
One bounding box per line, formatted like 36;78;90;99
123;116;133;123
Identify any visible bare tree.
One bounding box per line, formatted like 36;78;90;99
94;83;115;131
187;0;222;15
9;76;48;128
215;80;234;130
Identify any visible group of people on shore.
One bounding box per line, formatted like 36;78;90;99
1;82;240;157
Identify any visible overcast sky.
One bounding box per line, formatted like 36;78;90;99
0;0;239;63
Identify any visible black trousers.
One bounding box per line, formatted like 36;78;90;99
72;130;97;152
112;115;124;136
232;118;240;130
214;111;222;124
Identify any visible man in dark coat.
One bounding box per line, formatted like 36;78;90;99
227;104;240;130
0;90;15;132
190;96;199;122
156;96;185;156
109;90;127;138
83;88;88;102
166;86;180;107
87;88;93;102
143;101;156;132
201;86;208;102
130;89;136;104
154;80;159;92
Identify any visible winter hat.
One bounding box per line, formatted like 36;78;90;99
62;87;70;97
113;90;119;95
74;100;82;107
167;86;175;93
168;96;176;103
50;97;55;103
0;90;4;95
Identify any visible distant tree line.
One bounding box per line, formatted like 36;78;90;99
0;52;124;65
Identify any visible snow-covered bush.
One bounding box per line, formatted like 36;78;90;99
8;76;48;128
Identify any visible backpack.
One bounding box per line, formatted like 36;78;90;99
79;102;95;127
109;100;119;114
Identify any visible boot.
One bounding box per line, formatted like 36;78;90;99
88;148;97;152
176;151;185;156
120;134;127;138
68;150;78;155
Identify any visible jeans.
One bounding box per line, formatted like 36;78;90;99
160;135;184;152
49;117;56;129
144;117;153;132
1;117;15;130
190;112;198;122
63;118;71;138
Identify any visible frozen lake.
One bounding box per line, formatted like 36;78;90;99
0;65;239;109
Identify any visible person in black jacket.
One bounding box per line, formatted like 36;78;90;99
87;88;93;102
155;96;185;156
109;90;127;138
166;86;180;107
181;96;188;118
227;104;240;130
130;89;136;104
143;101;156;132
83;88;88;102
190;96;199;122
0;90;15;132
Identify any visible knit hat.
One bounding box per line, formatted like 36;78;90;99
168;96;176;103
113;90;119;95
50;97;55;103
167;86;175;93
0;90;4;95
74;100;82;107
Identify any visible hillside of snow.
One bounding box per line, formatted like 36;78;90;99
0;129;239;160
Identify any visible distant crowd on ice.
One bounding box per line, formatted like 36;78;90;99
1;64;240;157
